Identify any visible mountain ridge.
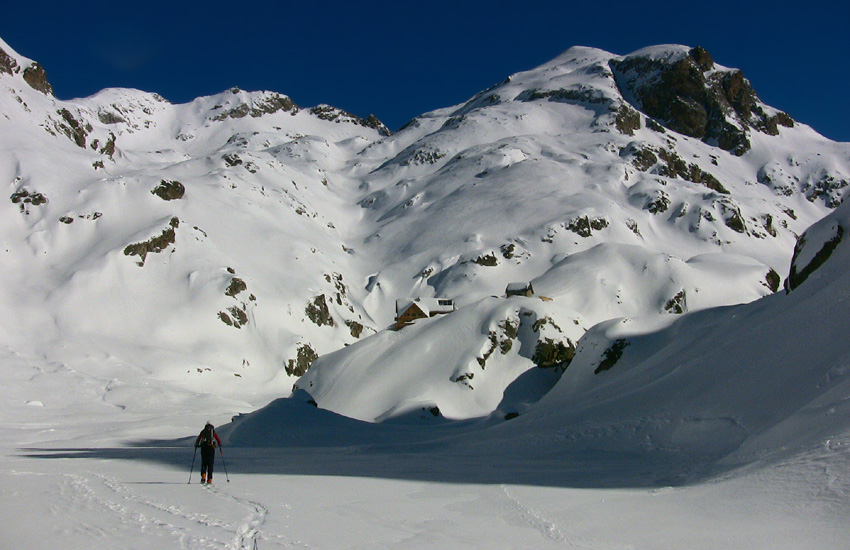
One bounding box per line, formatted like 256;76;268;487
1;36;848;415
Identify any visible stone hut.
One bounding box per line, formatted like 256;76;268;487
506;282;534;297
395;298;455;329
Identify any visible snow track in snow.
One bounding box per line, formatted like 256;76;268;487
48;470;291;549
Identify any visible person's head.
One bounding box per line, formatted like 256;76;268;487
206;421;213;428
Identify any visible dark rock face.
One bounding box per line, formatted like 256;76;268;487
212;93;298;121
22;62;54;95
225;277;247;297
286;343;319;376
309;105;391;136
532;338;576;369
786;224;844;292
614;105;642;135
305;295;334;327
361;114;391;136
657;148;729;193
611;47;795;156
151;179;185;201
56;108;91;148
664;290;687;314
0;45;54;95
123;217;179;266
594;339;629;374
0;46;16;75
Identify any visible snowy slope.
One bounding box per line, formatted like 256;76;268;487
483;198;850;468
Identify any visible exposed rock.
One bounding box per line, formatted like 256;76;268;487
10;188;48;208
219;305;248;328
249;93;297;117
211;93;298;121
664;289;687;314
151;179;185;201
804;174;849;208
689;46;714;71
717;199;748;233
123;217;179;266
56;108;89;148
361;114;392;136
594;339;629;374
22;62;53;95
0;46;17;75
765;268;781;293
532;338;576;370
621;143;658;171
614;104;641;135
98;110;126;125
286;343;319;376
611;46;793;156
521;87;610;105
657;148;728;193
0;45;53;95
567;215;608;237
472;252;498;266
345;320;364;338
786;225;844;292
305;294;334;327
100;132;116;158
309;105;391;136
646;190;671;214
225;277;247;297
401;148;446;166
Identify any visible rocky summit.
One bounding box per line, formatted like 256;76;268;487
1;36;849;414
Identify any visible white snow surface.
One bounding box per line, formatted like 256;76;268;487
2;37;850;548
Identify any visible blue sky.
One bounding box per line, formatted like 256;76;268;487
2;0;848;141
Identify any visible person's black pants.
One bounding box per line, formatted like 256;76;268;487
200;446;215;480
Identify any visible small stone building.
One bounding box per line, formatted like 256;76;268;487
506;282;534;297
395;298;455;329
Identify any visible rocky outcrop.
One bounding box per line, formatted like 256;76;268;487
786;224;844;292
611;47;794;156
309;105;391;136
123;217;179;266
594;339;629;374
151;180;185;201
305;294;334;327
212;90;298;120
0;44;53;95
286;343;319;376
22;62;53;95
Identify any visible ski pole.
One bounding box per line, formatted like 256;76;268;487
218;445;230;483
188;445;198;484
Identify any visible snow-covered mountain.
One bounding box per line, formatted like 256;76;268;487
2;36;849;417
5;36;850;550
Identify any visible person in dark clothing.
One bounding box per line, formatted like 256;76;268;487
195;421;222;484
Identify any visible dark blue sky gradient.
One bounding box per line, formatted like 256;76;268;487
2;0;848;141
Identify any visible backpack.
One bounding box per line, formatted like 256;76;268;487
200;424;216;448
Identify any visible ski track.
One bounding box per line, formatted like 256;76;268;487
52;470;292;549
500;485;598;550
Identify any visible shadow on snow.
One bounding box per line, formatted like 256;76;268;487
20;396;719;490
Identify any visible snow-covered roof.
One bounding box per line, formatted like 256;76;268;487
396;298;455;316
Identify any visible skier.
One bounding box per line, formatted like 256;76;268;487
194;421;222;484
